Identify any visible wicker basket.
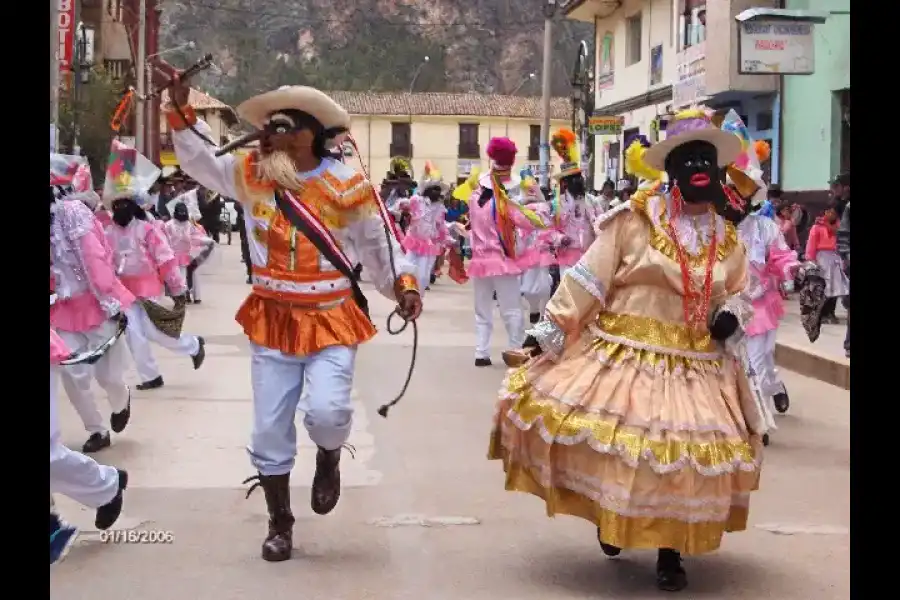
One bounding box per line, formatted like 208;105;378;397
141;299;186;339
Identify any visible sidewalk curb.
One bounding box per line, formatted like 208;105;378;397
775;342;850;390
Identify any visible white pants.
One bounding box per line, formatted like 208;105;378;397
50;368;120;508
472;275;525;360
247;344;356;476
409;253;438;292
180;265;203;301
58;320;130;435
520;267;552;314
747;330;783;433
124;300;200;382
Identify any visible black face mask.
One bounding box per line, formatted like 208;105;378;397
664;141;726;206
173;206;189;222
423;187;442;203
112;200;136;227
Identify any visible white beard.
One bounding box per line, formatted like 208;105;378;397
256;150;306;191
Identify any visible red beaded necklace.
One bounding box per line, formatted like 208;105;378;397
666;186;718;332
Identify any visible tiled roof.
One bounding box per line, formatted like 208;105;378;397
160;88;232;112
328;92;572;120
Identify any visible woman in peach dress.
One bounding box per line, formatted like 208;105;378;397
489;108;765;592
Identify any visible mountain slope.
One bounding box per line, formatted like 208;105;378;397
160;0;593;106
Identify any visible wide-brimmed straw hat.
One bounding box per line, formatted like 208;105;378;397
237;86;350;132
642;108;742;172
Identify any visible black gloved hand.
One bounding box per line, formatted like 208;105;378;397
709;310;739;342
477;188;493;207
522;335;543;356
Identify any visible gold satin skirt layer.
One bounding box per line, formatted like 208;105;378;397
488;337;763;556
235;293;376;356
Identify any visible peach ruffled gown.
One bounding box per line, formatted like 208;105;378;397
489;191;764;556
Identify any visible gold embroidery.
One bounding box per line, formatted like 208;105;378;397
631;192;738;268
251;200;276;220
252;225;268;245
501;376;756;470
318;203;346;229
594;312;715;354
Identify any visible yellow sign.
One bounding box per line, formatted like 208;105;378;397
588;116;624;136
160;150;179;167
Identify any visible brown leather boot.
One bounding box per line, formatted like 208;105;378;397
311;447;343;515
243;473;294;561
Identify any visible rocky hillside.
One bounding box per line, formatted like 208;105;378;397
160;0;592;106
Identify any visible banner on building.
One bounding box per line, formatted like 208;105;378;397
738;20;815;75
597;32;615;90
57;0;75;87
588;116;624;136
673;42;707;108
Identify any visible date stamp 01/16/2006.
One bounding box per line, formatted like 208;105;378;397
99;529;174;544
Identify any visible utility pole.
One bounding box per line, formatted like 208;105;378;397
50;0;60;148
135;0;147;153
539;0;557;189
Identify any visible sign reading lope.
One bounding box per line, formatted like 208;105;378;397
588;116;624;136
739;20;815;75
57;0;75;85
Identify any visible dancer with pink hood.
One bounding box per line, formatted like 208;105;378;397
50;154;135;454
549;129;596;269
516;168;557;325
462;137;550;367
394;162;452;293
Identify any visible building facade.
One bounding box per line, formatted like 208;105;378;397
158;88;238;174
331;92;571;186
563;0;781;187
781;0;850;208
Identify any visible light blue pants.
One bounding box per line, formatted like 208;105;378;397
247;343;357;476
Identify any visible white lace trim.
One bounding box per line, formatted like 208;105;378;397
645;194;727;257
568;260;606;302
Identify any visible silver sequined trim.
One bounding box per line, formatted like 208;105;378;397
527;318;566;359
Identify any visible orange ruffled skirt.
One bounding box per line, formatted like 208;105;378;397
488;336;763;556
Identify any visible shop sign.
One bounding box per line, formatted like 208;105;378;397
739;20;815;74
588;116;624;136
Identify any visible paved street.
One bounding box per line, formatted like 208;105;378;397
51;244;850;600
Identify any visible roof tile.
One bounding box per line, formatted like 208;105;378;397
328;92;571;120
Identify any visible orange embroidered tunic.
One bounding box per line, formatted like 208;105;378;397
166;112;418;357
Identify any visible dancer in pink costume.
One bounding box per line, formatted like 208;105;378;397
719;144;800;445
516;170;557;324
103;142;206;392
50;155;135;454
394;162;452;293
164;202;215;302
549;129;595;268
462;137;550;367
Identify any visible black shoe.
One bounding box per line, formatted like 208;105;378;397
82;432;111;453
596;527;621;556
193;299;202;305
110;389;131;433
95;470;128;530
185;292;193;304
475;358;492;367
430;273;437;285
773;391;790;414
656;549;687;592
311;447;344;515
762;433;770;446
192;337;206;370
529;312;540;324
136;376;164;391
246;276;252;284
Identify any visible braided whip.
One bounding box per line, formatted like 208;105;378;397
171;100;418;417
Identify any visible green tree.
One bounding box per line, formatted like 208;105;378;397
57;68;126;184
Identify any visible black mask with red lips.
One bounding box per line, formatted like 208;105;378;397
663;140;728;206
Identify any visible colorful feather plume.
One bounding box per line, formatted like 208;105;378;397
624;139;663;182
754;140;771;163
452;168;481;203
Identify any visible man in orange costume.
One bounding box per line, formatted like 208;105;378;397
166;76;422;562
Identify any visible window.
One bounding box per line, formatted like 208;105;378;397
678;3;706;51
390;122;412;157
458;123;480;159
528;125;541;161
626;13;642;66
756;111;773;132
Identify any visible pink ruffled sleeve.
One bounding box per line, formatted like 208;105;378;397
145;224;187;295
766;232;800;281
50;329;70;364
78;227;122;298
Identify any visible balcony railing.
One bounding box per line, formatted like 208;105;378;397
103;58;132;81
458;143;480;159
528;145;540;161
390;142;413;158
